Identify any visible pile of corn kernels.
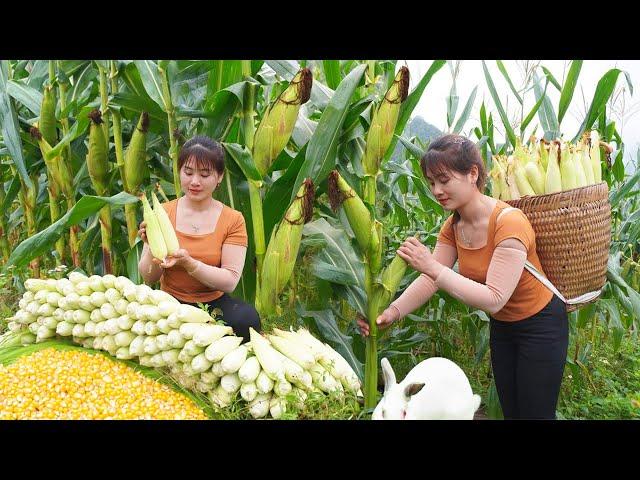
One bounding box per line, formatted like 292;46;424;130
0;348;208;420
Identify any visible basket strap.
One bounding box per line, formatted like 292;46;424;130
496;207;602;305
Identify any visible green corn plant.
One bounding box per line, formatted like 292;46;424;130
0;180;9;264
328;169;408;409
158;60;181;197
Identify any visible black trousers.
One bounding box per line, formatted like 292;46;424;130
489;294;568;420
186;294;261;343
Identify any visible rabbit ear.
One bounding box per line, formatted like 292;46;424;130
404;382;425;398
381;357;396;393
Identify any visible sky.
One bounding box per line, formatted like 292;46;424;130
403;60;640;171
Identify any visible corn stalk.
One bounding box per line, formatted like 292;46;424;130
110;60;139;247
13;166;39;277
327;66;410;409
0;181;10;263
158;61;180;197
55;61;80;268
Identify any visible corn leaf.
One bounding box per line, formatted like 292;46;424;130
133;60;166;112
384;60;446;162
1;172;21;213
45;105;94;160
222;142;262;183
263;145;307;240
4;192;139;271
322;60;342;90
126;240;143;285
573;69;625;142
558;60;583;125
541;66;562;92
295;304;364;381
482;61;516;148
453;85;478;134
533;71;559;139
496;60;523;105
291;64;367;204
520;79;548;136
0;61;31;190
7;80;42;116
204;80;250;140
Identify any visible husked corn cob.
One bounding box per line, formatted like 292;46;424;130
152;192;180;255
140;194;168;261
252;68;312;177
0;348;207;420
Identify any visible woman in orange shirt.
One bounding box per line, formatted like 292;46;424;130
138;136;260;342
358;134;568;420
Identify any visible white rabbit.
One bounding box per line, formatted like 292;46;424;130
371;357;481;420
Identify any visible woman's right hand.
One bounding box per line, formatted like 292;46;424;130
356;306;400;337
138;221;148;244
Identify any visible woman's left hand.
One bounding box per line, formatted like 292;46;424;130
159;248;192;269
397;237;444;279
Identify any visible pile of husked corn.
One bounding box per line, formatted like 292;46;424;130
0;348;208;420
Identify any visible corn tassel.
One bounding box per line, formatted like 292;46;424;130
152;191;179;255
252;68;312;177
544;142;562;194
259;179;315;316
559;144;578;191
328;170;375;254
362;66;410;203
124;112;149;194
140;194;168;261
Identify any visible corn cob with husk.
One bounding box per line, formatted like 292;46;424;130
29;126;66;263
40;85;58;147
559;143;578;191
87;109;113;273
328;170;379;256
252;68;312;177
543;141;562;194
362;66;410;204
124;112;150;195
258;179;314;316
578;135;595;185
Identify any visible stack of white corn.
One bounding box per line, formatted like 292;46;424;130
6;272;362;419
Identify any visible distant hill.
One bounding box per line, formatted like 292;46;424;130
391;116;442;162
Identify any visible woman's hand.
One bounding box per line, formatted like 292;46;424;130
356;307;400;337
158;248;193;269
138;221;148;244
397;236;444;279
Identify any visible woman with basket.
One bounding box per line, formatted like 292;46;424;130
358;134;568;420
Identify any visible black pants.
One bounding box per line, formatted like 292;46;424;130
187;294;261;343
489;294;568;419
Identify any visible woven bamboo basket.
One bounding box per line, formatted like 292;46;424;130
506;182;611;312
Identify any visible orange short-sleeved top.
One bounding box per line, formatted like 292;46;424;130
437;200;552;321
159;199;248;303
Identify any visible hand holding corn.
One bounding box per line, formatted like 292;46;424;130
158;248;192;269
138;221;149;244
357;307;399;337
397;237;443;279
